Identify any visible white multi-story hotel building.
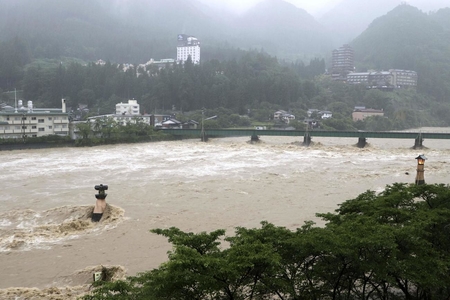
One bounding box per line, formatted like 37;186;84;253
116;99;140;115
177;34;200;64
0;99;70;139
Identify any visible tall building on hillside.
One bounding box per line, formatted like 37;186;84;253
346;69;417;90
389;69;418;89
331;44;354;81
177;34;200;64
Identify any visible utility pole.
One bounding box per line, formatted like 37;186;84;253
201;108;205;142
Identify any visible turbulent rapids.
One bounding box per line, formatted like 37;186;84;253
0;205;125;252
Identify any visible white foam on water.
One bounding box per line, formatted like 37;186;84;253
0;205;125;252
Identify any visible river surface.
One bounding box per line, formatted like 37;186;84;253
1;129;450;297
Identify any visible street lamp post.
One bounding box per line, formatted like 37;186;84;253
201;108;205;142
415;154;426;185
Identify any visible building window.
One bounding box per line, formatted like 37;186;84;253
38;119;44;123
48;126;53;129
38;128;45;132
48;117;52;120
15;126;20;130
32;117;36;120
32;126;37;129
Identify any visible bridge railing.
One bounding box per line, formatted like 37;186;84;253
158;128;450;140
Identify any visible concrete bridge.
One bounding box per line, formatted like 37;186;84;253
160;128;450;148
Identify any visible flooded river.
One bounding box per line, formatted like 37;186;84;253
1;130;449;298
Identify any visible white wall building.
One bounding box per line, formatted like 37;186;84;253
0;99;70;139
177;34;200;64
116;99;140;115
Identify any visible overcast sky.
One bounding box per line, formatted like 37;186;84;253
197;0;340;15
197;0;448;16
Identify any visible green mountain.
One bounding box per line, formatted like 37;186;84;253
351;4;450;102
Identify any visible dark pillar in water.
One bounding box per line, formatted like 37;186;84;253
414;135;423;149
303;133;311;146
201;132;208;142
357;137;366;148
251;134;259;142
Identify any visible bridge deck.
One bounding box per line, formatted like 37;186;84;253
160;129;450;140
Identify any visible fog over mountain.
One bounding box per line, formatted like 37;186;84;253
197;0;448;16
320;0;449;45
0;0;448;63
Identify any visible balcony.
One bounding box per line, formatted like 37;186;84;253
53;119;69;124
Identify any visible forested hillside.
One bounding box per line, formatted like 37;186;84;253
351;4;450;103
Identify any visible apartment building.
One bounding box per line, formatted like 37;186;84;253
331;44;354;81
0;99;69;139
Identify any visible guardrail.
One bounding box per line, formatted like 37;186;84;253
159;128;450;148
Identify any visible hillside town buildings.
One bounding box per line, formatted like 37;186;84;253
95;33;201;75
347;69;417;89
330;45;418;89
273;110;296;123
352;106;385;121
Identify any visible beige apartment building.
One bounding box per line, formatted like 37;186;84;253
0;99;70;139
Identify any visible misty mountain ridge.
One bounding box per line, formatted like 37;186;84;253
319;0;449;46
0;0;449;63
233;0;331;59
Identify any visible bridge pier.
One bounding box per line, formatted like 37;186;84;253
201;132;208;142
357;138;367;148
413;134;423;149
251;134;259;143
303;133;311;146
